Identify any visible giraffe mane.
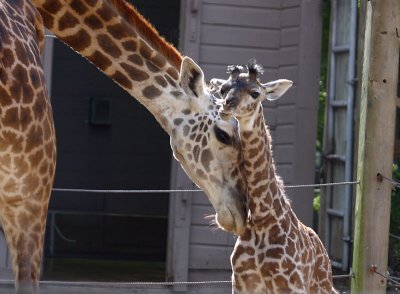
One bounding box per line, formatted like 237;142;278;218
111;0;183;69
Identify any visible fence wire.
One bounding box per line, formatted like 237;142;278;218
47;181;360;287
379;173;400;189
52;180;360;194
0;273;353;288
371;267;400;288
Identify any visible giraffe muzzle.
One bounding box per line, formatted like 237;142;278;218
215;205;246;236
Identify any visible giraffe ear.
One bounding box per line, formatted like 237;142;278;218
262;79;293;101
180;57;206;98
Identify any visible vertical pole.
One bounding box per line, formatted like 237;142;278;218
351;1;400;294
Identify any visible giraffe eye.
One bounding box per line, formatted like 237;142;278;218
250;91;260;99
214;126;232;145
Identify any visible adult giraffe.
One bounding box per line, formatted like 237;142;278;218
1;0;248;292
0;1;56;293
213;61;337;293
29;0;248;233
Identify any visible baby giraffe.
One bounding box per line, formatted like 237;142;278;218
212;60;337;294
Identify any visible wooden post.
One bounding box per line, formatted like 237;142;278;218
351;1;400;294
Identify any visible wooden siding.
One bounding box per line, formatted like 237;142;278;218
174;0;323;283
192;0;286;282
0;232;12;279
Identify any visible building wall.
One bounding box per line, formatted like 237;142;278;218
0;0;322;284
168;0;323;284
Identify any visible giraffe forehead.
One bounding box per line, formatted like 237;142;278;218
224;78;260;95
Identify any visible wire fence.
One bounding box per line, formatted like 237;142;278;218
51;180;360;194
371;266;400;288
48;178;400;289
379;173;400;189
0;273;354;288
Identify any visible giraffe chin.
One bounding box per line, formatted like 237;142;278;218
215;208;246;236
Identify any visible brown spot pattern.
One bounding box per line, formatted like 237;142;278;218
127;54;143;65
122;40;137;52
88;50;112;70
70;0;89;14
63;28;91;52
111;71;132;89
107;23;129;39
43;0;62;14
151;53;166;68
173;118;183;126
154;76;167;88
84;14;103;30
97;34;122;58
142;85;162;99
121;63;149;81
146;60;159;73
139;40;153;60
166;67;179;80
96;3;116;21
58;11;79;31
200;149;213;172
164;75;177;88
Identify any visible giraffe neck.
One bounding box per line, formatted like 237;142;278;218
33;0;184;135
238;104;288;227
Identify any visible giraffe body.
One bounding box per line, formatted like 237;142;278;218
213;61;337;294
0;0;56;292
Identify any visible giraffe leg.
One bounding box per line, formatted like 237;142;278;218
0;197;49;294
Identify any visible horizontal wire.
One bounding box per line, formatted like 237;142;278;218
0;273;352;288
378;173;400;188
52;180;360;194
51;188;202;194
332;273;353;279
286;180;359;189
41;280;231;286
372;269;400;288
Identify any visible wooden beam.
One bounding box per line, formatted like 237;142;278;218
351;1;400;294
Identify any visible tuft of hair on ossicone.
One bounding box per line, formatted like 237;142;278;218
247;59;264;80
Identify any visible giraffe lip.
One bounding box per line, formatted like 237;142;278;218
219;111;232;121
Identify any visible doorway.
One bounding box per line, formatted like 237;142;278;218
43;0;181;282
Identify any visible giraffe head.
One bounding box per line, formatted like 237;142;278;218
169;57;247;236
211;59;293;120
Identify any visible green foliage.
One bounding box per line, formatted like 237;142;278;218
316;1;331;155
391;164;400;236
320;0;331;91
313;194;321;212
391;164;400;266
317;91;326;154
315;2;330;216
